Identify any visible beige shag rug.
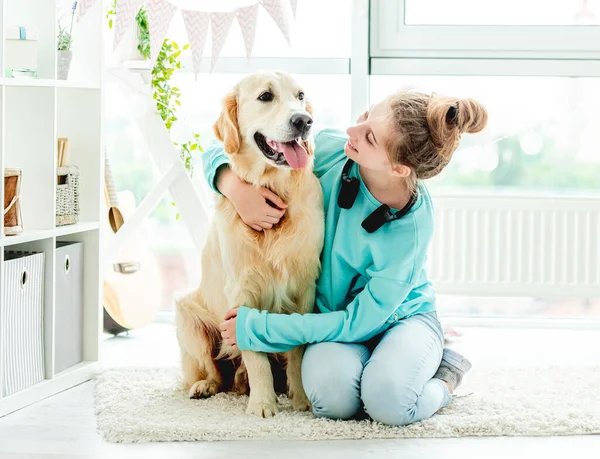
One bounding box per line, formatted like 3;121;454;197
94;366;600;443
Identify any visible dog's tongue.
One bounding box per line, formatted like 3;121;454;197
266;139;308;169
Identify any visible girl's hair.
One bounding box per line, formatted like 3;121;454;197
383;91;488;192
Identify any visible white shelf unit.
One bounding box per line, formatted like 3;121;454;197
0;0;103;417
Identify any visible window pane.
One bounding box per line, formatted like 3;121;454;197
172;73;351;145
370;75;600;195
405;0;600;25
104;80;201;312
438;295;600;319
167;0;351;58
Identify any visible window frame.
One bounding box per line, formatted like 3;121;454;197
370;0;600;60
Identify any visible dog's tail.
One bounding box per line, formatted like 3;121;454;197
175;290;222;358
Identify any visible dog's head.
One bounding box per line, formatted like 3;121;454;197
213;71;314;170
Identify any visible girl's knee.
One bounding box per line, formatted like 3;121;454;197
361;364;416;426
301;343;365;420
303;368;362;420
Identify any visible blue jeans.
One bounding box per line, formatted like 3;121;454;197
301;312;452;426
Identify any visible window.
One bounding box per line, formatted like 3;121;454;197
405;0;600;25
437;295;600;320
368;1;600;321
173;73;350;146
371;0;600;58
370;75;600;194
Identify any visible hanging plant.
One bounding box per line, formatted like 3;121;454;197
106;1;150;60
106;2;201;176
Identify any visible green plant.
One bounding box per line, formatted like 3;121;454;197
58;2;78;51
152;39;202;175
106;2;201;177
135;7;151;60
107;1;150;60
106;0;115;29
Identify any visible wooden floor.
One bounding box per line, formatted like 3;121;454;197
1;321;599;459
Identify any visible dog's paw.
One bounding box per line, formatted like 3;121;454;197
188;379;220;399
246;393;278;418
233;366;249;395
291;392;312;412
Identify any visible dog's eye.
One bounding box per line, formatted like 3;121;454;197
298;92;305;101
258;91;274;102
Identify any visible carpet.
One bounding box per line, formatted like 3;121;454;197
94;365;600;443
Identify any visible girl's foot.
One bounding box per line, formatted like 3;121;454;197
434;348;472;393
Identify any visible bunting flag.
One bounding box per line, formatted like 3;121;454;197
76;0;99;22
210;12;236;72
107;0;299;71
181;10;210;76
289;0;298;18
148;0;178;62
237;4;259;60
261;0;291;45
113;0;144;49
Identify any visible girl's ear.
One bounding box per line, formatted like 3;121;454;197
392;163;412;178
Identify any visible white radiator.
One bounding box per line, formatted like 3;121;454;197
428;194;600;298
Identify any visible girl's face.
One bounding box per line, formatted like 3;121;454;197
344;99;395;172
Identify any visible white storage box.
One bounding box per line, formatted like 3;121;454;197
5;25;39;77
54;242;84;373
1;251;45;397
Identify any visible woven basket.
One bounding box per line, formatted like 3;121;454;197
4;168;23;235
56;166;80;226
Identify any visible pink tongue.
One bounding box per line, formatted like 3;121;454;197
266;139;308;169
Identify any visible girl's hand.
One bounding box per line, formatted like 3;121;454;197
217;167;287;231
220;307;240;350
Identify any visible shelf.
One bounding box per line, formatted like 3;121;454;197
0;361;99;417
54;221;100;237
2;229;53;247
1;222;99;247
1;78;100;89
0;0;103;418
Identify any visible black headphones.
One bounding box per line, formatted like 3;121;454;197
338;159;418;233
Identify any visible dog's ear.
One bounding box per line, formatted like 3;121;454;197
305;99;313;117
213;92;241;154
302;100;315;156
302;137;315;157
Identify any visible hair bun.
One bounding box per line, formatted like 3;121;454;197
456;98;488;134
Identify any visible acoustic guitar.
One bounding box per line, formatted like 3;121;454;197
103;154;163;334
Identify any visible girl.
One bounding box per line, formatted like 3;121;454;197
204;90;487;426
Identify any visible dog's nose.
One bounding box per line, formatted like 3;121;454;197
290;113;313;135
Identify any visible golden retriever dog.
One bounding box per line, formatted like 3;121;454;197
176;71;324;417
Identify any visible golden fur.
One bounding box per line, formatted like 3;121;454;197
176;71;324;417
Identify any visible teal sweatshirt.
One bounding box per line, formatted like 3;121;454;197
202;129;437;353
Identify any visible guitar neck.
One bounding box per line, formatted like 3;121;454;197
104;153;120;208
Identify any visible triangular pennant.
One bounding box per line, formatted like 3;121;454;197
113;0;144;50
181;10;210;76
289;0;298;19
148;0;178;62
210;12;235;72
236;4;259;60
77;0;99;23
261;0;291;45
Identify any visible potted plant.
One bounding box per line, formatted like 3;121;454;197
57;2;77;80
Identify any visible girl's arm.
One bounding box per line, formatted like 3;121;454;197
232;214;429;353
201;129;347;230
202;142;287;231
234;271;416;353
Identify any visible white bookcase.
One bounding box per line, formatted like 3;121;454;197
0;0;103;416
